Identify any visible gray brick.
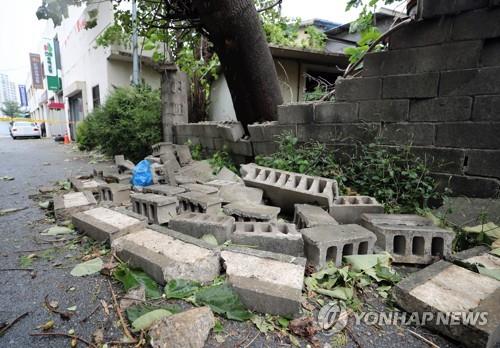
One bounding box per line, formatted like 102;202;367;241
381;123;435;146
248;123;296;142
224;140;253;157
223;201;280;222
417;0;489;19
335;76;381;101
177;191;222;214
435;123;500;149
314;102;358;123
409;97;472;122
98;183;130;204
293;204;338;229
298;124;380;143
252;142;278;156
492;0;500;6
131;193;178;225
54;191;97;221
452;7;500;40
389;17;452;49
433;173;500;198
383;73;439;99
440;67;500;96
359;99;409;122
481;39;500;67
169;213;235;244
329;196;384;224
465;150;500;178
277;103;314;124
363;50;415;77
472;95;500;121
410;146;465;175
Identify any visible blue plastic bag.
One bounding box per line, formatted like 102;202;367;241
131;159;153;187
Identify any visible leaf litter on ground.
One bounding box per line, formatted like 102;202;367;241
41;226;74;236
113;263;161;299
70;257;103;277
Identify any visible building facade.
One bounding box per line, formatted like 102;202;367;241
0;73;18;105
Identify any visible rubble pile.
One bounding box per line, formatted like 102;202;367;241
52;142;499;348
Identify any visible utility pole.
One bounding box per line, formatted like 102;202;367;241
131;0;139;85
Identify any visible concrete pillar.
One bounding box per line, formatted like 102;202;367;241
160;64;188;143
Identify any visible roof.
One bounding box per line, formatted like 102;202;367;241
300;18;341;32
269;44;348;67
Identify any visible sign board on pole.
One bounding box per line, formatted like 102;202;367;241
43;39;61;91
19;85;28;107
29;53;44;89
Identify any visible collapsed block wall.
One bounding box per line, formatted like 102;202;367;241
174;0;500;198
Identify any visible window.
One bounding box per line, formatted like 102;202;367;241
92;85;100;108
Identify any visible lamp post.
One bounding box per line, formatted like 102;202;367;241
131;0;139;85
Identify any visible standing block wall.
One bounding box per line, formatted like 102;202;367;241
172;0;500;199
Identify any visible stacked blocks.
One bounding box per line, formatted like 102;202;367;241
294;204;339;229
169;213;235;244
144;184;186;197
54;191;97;220
329;196;384;224
98;183;130;204
131;193;178;224
177;191;222;214
223;201;280;222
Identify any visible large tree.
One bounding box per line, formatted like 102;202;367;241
37;0;284;129
1;101;21;117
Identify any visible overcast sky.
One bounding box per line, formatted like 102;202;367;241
0;0;404;85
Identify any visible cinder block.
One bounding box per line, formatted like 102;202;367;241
72;207;147;244
159;151;181;172
216;167;245;185
112;227;220;284
440;67;500;96
277;103;314;124
252;141;278;156
240;164;339;213
223;201;280;222
452;7;500;40
69;176;105;196
169;213;235;244
221;247;306;316
98;183;130;204
481;38;500;67
177;191;222;214
143;184;186;196
363;50;415;77
299;123;380;144
219;184;263;204
329;196;384;224
433;173;500;198
217;122;245;142
293;204;338;229
393;261;500;348
248;122;296;142
410;146;465;175
54;191;97;220
314;102;358;123
174;144;192;166
115;155;135;173
205;179;240;189
360;214;455;264
152;142;175;157
176;160;216;184
335;76;381;101
224;140;254;157
389;17;452;49
417;0;489;19
131;193;178;224
383;73;439;99
465;150;500;178
409;97;472;122
180;183;219;195
381;123;435;146
358;99;409;122
301;224;376;269
435;123;500;149
231;222;304;256
473;95;500;121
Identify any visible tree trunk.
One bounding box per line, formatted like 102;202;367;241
192;0;283;130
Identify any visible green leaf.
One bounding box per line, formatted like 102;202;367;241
41;226;74;236
194;283;252;321
201;234;218;246
164;279;201;299
39;201;50;209
113;264;161;299
251;315;275;333
464;223;500;239
70;258;103;277
131;309;171;332
277;317;290;328
343;253;391;272
315;286;354;301
126;304;181;323
213;319;224;333
490;248;500;257
478;266;500;281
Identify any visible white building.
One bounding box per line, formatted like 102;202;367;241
28;1;161;139
0;73;18;105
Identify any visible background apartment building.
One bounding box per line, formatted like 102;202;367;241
28;1;161;139
0;73;18;104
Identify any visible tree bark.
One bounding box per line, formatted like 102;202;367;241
192;0;283;130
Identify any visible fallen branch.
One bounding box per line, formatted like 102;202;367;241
80;304;100;323
0;268;34;272
0;312;29;336
108;280;136;342
29;332;97;348
407;329;440;348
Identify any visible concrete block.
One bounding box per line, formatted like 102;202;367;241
240;164;339;213
174;144;192;166
381;123;435;146
72;207;147;244
108;173;133;185
221;247;306;316
293;204;338;229
216;167;245;185
231;222;304;256
159;152;181;172
223;201;280;222
152;142;175;157
277;103;314;124
298;124;380;144
358;99;409;122
248;122;296;142
160;160;178;185
112;227;220;284
69;176;105;196
472;95;500;121
452;7;500;40
219;184;263;204
440;67;500;96
54;191;97;220
361;214;455;264
143;184;186;196
410;146;465;175
169;212;235;244
177;191;222;214
301;224;376;269
253;142;279;156
417;0;489;19
217;122;245;142
131;193;178;224
481;39;500;67
314;102;358;123
465;150;500;178
436;123;500;149
409;97;472;122
335;76;381;101
115;155;135;173
224;139;254;157
98;183;130;204
176;160;216;184
389;17;452;49
433;173;500;198
180;183;219;195
329;196;384;224
205;179;240;189
393;261;500;348
383;73;439;99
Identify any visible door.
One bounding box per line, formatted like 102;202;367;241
68;92;83;141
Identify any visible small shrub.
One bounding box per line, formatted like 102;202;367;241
76;85;161;162
209;148;237;174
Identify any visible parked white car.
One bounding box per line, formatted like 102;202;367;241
10;121;41;139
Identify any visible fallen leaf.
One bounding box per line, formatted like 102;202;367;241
70;258;103;277
289;317;319;338
464;223;500;240
131;309;172;332
0;176;14;181
164;279;201;300
92;328;104;344
67;306;77;312
101;300;110;316
0;207;27;216
478;266;500;281
39;320;55;331
201;234;218;246
120;286;146;310
41;226;74;236
49;300;59;309
493;239;500;249
194;283;252;321
490;248;500;257
68;329;75;335
38;201;50;209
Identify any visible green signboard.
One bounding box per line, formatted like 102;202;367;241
43;39;61;91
